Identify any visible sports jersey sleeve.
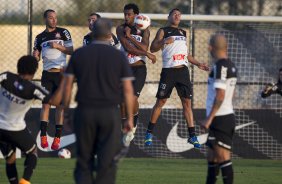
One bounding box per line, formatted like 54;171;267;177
62;29;73;47
214;62;228;90
33;36;42;52
33;84;51;103
0;72;8;84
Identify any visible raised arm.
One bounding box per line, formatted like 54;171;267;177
124;26;150;52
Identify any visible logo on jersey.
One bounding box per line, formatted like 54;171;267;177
55;32;61;39
2;90;25;104
63;30;71;40
34;89;46;101
0;73;7;82
13;81;24;91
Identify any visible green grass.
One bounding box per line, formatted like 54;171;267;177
0;158;281;184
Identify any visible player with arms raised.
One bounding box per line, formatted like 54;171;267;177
116;3;156;145
144;8;209;147
33;9;73;150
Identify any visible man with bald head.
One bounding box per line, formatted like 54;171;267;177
201;34;237;184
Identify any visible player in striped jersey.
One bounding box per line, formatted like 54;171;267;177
0;55;64;184
116;3;156;145
144;8;209;147
201;34;237;184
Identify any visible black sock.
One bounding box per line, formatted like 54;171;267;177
188;127;196;137
206;162;219;184
40;121;48;136
23;153;37;181
55;125;63;138
146;122;155;133
220;160;233;184
133;114;139;127
6;163;18;184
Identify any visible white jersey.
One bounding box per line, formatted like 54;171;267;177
120;24;146;64
161;27;189;68
0;72;50;131
206;59;237;116
34;27;73;71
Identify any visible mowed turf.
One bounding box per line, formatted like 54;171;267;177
0;158;281;184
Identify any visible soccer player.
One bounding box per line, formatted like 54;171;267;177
83;12;120;49
63;18;134;184
33;9;73;150
116;3;156;145
0;55;64;184
144;8;209;147
201;34;237;184
261;68;282;98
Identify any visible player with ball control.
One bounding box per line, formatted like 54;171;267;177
116;3;156;146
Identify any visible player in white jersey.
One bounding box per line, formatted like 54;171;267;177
144;8;209;148
116;3;156;145
201;34;237;184
33;9;73;150
0;55;64;184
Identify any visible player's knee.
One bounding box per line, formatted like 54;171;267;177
156;99;167;107
6;151;16;164
25;150;38;169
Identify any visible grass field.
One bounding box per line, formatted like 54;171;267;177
0;158;281;184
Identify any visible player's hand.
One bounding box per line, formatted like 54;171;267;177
50;42;60;49
163;37;174;45
147;52;157;64
263;83;275;94
123;118;133;133
197;63;210;71
200;118;212;131
124;26;131;38
33;49;40;61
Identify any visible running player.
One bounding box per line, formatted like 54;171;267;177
144;8;209;147
33;9;73;150
201;34;237;184
83;12;120;49
116;3;156;145
0;55;64;184
261;68;282;98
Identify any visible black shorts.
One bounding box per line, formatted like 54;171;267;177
41;71;62;101
0;128;36;158
156;66;193;99
131;65;147;97
206;114;236;150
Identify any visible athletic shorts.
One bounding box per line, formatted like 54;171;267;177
156;66;193;99
206;114;236;150
131;65;147;97
0;128;36;157
41;71;62;103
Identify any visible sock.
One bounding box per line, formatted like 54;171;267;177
219;160;233;184
188;127;196;137
6;163;18;184
55;125;63;138
40;121;48;136
23;153;37;181
133;113;139;127
146;122;155;133
206;162;219;184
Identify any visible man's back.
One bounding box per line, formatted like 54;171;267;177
66;42;132;107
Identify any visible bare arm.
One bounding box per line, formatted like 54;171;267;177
33;49;41;61
201;88;225;129
125;27;150;52
50;42;74;55
122;79;134;132
187;54;209;71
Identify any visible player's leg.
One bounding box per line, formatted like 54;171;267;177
40;71;52;148
175;67;200;148
3;128;37;184
215;146;233;184
145;68;173;146
0;142;18;184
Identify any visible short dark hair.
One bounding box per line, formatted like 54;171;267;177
17;55;38;75
124;3;139;14
43;9;55;18
89;12;101;18
169;8;181;16
92;18;112;39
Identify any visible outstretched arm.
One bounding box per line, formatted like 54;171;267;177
187;55;209;71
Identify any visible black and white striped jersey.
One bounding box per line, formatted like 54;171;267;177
0;72;50;131
206;59;237;116
161;27;189;68
34;27;73;71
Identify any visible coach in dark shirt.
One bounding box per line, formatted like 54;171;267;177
63;18;134;184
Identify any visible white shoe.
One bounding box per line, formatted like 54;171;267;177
123;131;135;147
